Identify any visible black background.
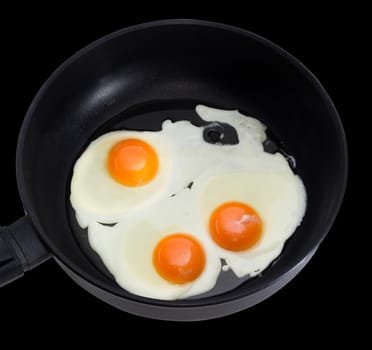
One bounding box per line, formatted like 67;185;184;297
0;7;359;343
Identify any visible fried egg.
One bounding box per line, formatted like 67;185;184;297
70;130;171;225
197;171;306;277
70;105;307;300
87;189;221;300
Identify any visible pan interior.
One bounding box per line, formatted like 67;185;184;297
18;21;347;306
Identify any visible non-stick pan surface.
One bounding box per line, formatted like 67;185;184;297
1;20;347;321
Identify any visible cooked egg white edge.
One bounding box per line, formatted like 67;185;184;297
196;104;267;146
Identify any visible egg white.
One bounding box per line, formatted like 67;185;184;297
70;104;307;300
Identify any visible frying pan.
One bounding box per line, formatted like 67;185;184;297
0;19;347;321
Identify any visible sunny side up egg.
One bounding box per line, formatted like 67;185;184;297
70;105;307;300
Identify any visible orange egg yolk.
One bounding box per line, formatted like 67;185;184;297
209;202;263;251
107;139;158;187
153;234;206;284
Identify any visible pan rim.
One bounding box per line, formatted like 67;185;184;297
16;19;348;308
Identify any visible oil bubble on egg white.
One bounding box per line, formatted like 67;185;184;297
70;105;307;300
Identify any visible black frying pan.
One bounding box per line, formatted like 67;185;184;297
0;19;347;321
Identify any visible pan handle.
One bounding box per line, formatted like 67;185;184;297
0;216;51;287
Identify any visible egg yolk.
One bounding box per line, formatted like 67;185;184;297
153;234;206;284
107;139;158;187
209;202;263;251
